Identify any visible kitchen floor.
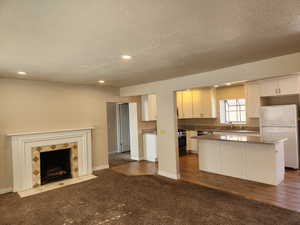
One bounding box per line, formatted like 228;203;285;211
180;154;300;212
111;154;300;212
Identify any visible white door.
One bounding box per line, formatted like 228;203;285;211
278;77;300;96
260;79;278;97
118;103;131;152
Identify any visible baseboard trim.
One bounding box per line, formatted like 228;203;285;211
145;157;158;162
131;156;144;161
0;187;13;195
93;164;109;171
158;170;180;180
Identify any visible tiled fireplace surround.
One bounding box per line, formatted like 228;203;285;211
31;142;79;188
8;128;93;192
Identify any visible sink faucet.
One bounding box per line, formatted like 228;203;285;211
228;122;234;129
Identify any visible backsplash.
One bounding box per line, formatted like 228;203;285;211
178;117;260;129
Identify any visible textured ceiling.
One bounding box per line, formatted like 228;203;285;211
0;0;300;87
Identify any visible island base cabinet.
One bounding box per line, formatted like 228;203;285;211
198;140;284;185
198;141;221;173
245;142;284;185
219;142;246;179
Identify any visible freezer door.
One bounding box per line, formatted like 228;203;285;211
260;105;297;127
261;127;299;169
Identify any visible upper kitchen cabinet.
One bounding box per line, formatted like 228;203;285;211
245;82;260;118
177;88;216;119
260;75;300;97
176;91;184;119
182;90;194;118
141;94;157;121
192;88;216;118
201;88;217;118
148;94;157;120
277;76;300;95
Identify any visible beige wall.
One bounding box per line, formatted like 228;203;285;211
0;78;119;191
216;85;245;100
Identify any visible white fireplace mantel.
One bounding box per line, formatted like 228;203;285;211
8;128;93;192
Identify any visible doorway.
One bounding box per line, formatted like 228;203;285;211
117;103;130;153
106;102;132;167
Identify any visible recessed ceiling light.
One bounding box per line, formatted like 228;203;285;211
226;82;232;86
17;71;27;75
121;55;132;60
98;80;105;84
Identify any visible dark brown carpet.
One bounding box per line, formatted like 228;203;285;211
1;169;300;225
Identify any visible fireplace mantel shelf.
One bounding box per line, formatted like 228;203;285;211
7;127;94;136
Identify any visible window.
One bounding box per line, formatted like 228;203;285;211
220;98;246;124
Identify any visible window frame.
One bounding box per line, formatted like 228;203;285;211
220;98;246;124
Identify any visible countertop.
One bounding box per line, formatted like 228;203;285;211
142;129;157;134
191;134;287;144
178;126;259;134
197;129;258;134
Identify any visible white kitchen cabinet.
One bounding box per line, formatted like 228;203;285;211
176;91;184;119
178;88;216;119
259;79;278;97
141;94;157;121
143;133;157;162
260;76;300;97
192;89;202;117
186;131;198;153
198;139;285;185
245;82;260;118
148;94;157;120
182;90;193;118
277;76;300;95
201;88;216;118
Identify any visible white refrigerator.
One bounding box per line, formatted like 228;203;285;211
260;104;299;169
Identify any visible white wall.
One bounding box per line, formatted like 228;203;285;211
120;52;300;180
156;91;180;179
120;52;300;96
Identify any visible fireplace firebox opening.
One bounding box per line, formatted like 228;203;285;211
40;148;72;185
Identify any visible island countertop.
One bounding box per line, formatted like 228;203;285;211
191;134;287;144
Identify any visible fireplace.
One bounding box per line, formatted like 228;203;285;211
9;128;93;192
31;142;79;188
40;149;72;185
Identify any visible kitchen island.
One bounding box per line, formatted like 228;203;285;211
192;134;287;185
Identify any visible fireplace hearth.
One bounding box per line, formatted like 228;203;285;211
40;149;72;185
